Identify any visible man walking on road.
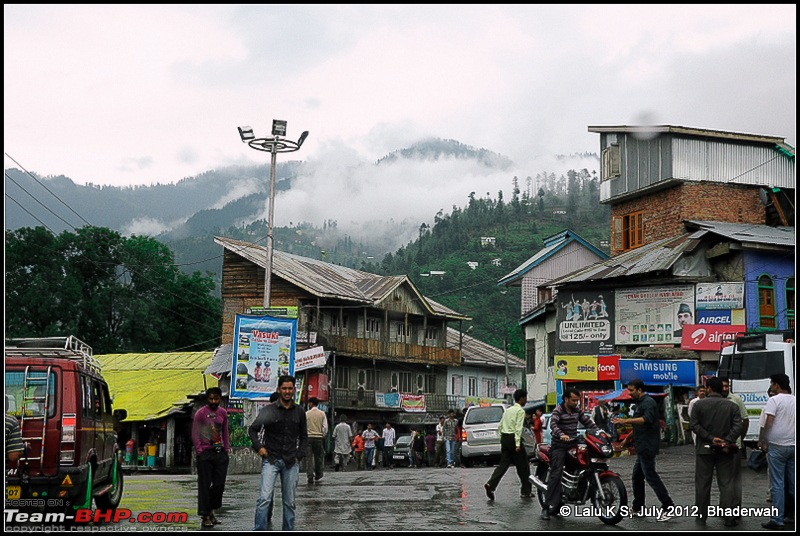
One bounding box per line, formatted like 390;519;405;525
759;373;795;530
381;422;396;469
484;389;533;502
305;397;328;484
191;387;230;528
613;379;675;522
690;376;742;527
249;375;308;531
333;414;353;471
443;409;458;468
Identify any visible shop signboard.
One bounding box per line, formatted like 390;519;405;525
680;324;745;351
695;283;744;310
619;359;698;387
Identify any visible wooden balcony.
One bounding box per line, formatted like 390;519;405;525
332;389;464;413
321;334;461;367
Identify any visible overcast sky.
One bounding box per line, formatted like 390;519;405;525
4;5;796;233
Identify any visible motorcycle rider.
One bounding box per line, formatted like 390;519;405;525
541;388;597;520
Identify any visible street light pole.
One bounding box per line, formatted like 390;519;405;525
238;121;309;308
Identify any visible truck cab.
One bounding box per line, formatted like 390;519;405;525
717;332;795;446
5;336;126;512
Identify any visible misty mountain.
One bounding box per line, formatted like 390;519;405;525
4;138;511;238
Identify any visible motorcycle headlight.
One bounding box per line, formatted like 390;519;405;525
601;444;613;456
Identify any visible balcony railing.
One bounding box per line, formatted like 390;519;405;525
332;388;465;413
321;334;461;366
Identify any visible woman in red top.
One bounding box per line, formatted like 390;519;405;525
532;407;544;444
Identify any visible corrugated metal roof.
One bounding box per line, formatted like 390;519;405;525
498;230;607;286
685;221;795;248
96;352;217;422
215;236;468;320
547;234;694;285
587;124;788;146
446;328;525;369
547;221;794;287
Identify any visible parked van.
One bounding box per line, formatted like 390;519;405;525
460;404;507;466
5;336;126;512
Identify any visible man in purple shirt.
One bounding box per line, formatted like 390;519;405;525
191;387;230;528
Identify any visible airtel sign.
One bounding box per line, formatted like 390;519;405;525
680;325;745;351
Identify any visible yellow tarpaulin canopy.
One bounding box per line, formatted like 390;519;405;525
95;352;218;422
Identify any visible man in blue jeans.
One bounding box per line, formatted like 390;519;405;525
759;373;795;530
248;376;308;531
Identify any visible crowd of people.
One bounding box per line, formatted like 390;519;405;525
176;374;795;531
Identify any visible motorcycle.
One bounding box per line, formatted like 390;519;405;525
529;428;628;525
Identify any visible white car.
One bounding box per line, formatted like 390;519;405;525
460;404;506;467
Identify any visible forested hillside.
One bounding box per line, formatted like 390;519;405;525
365;169;610;357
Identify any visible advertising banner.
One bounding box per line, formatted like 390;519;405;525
554;355;601;380
401;394;427;412
695;283;744;310
294;346;328;371
376;392;401;408
556;290;615;355
615;285;695;345
231;314;297;399
680;324;746;351
619;359;698;386
597;355;621;381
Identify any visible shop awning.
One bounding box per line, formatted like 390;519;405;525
96;352;218;422
598;389;667;402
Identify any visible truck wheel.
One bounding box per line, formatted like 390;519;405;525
95;460;124;509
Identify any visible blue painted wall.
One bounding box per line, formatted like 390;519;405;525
743;250;795;331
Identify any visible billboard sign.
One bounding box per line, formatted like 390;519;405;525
556;290;615;355
231;314;297;399
615;284;695;345
695;283;744;310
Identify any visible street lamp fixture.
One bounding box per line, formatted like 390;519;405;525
237;120;309;307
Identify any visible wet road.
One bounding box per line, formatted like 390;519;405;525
118;445;781;531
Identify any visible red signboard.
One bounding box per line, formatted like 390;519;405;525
680;324;746;351
597;355;620;381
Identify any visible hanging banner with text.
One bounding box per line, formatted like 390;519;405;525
231;314;297;399
294;346;328;372
695;283;744;311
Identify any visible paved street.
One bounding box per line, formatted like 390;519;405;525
111;444;788;532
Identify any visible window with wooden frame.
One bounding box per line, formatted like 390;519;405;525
424;326;439;343
547;331;556;367
612;211;644;251
785;277;794;331
330;313;348;334
758;275;776;329
365;317;381;339
601;144;620;181
468;376;478;397
482;378;498;399
451;374;464;396
526;339;536;374
398;371;413;393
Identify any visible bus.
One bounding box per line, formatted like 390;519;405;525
717;332;795;446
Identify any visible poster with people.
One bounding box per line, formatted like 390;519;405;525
614;285;695;345
231;314;297;399
556;290;615;355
